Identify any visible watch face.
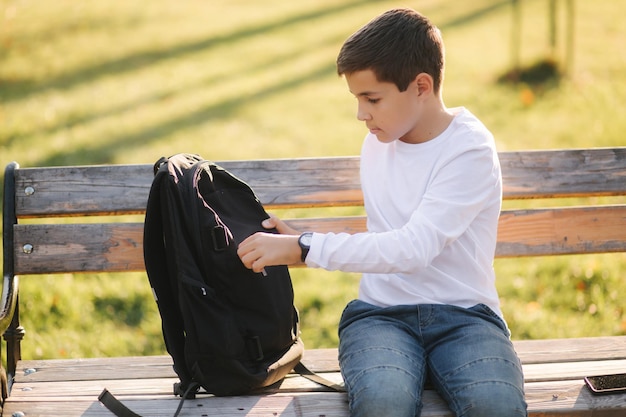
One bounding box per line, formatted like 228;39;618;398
300;233;313;246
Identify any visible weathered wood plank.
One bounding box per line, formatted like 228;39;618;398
9;377;178;398
14;337;626;384
14;164;154;217
14;337;626;377
496;205;626;257
12;148;626;218
523;359;626;383
13;158;363;217
6;340;626;416
523;379;626;417
15;356;176;383
13;359;626;392
14;204;626;274
2;392;353;417
5;377;626;416
500;147;626;199
10;373;347;397
13;223;145;274
513;336;626;364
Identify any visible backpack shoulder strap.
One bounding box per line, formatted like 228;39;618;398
143;158;192;385
293;362;345;392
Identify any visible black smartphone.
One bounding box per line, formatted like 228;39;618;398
584;373;626;395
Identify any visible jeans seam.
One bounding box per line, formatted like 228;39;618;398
346;365;421;406
431;357;526;416
442;357;522;380
339;345;422;369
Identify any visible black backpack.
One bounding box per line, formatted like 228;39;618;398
144;153;304;396
98;154;342;417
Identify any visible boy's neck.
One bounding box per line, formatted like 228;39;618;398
401;99;454;144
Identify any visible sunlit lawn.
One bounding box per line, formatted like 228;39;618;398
1;0;625;359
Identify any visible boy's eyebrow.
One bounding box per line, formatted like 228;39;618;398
351;90;380;97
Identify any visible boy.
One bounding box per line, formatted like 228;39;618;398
238;8;527;417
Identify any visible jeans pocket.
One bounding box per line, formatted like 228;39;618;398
471;303;510;336
339;299;382;335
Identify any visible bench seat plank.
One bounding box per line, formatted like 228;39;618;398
13;353;626;390
6;367;626;416
523;360;626;383
3;392;353;417
13;337;626;383
5;386;626;417
513;336;626;364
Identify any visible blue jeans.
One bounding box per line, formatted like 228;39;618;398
338;300;527;417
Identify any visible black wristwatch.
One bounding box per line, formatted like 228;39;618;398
298;232;313;262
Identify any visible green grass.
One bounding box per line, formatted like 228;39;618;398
1;0;626;360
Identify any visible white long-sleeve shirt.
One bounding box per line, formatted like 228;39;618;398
306;107;503;317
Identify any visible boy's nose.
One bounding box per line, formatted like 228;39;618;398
357;106;371;121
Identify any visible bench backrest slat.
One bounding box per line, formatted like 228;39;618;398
13;223;144;274
496;205;626;257
500;148;626;199
13;158;363;217
7;147;626;275
13;148;626;218
12;204;626;274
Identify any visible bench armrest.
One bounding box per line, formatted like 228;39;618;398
2;162;22;394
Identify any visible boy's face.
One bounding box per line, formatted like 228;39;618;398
345;69;423;144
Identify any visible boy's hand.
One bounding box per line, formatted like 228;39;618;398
237;214;302;273
261;214;299;235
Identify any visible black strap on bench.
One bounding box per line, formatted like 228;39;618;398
98;389;141;417
99;384;197;417
98;362;344;417
294;361;346;392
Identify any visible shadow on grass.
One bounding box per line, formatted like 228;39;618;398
2;0;515;168
438;0;511;30
0;0;374;104
4;31;347;152
34;60;337;166
498;58;563;87
94;293;150;327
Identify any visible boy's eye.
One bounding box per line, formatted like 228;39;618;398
367;98;380;104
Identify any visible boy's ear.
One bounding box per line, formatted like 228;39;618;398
414;73;433;96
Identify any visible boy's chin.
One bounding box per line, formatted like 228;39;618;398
374;134;396;144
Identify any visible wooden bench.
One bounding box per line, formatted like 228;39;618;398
2;147;626;416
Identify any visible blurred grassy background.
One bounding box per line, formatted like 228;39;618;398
1;0;625;360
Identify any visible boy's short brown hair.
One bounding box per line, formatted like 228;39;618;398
336;8;445;93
